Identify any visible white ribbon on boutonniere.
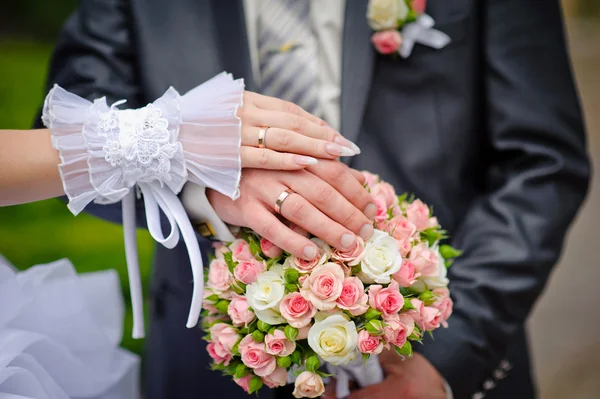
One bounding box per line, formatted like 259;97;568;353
367;0;451;58
399;13;451;58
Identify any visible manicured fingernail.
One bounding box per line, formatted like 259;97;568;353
303;245;318;260
364;203;377;220
326;143;355;157
295;156;318;166
334;136;361;154
359;223;374;240
341;233;356;249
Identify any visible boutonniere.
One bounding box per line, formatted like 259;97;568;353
367;0;451;58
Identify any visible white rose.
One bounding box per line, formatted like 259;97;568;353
246;266;286;324
307;314;358;366
358;229;402;284
413;246;449;291
293;371;325;398
367;0;409;30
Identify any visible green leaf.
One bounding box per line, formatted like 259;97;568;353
418;291;436;306
351;265;362;276
439;244;463;260
249;239;262;257
395;341;413;358
234;364;251;379
362;353;370;363
215;300;230;314
364;308;382;321
284;268;299;284
401;297;416;312
232;341;241;356
203;333;212;342
276;356;292;369
211;362;225;371
290;350;302;366
268;327;277;335
257;320;271;333
248;375;264;394
285;283;299;293
266;255;283;268
305;355;321;372
251;330;265;343
284;325;299;342
223;251;237;274
206;294;220;303
365;319;384;336
397;193;408;204
223;360;241;376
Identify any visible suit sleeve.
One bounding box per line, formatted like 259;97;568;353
34;0;142;224
416;1;591;396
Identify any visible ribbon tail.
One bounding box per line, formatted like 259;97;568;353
153;185;205;329
122;190;145;339
139;183;180;249
326;355;385;398
415;28;451;49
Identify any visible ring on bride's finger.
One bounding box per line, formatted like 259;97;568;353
258;127;269;148
275;188;295;214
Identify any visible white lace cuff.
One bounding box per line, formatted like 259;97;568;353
42;72;245;338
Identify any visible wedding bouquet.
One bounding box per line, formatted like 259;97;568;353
202;172;460;398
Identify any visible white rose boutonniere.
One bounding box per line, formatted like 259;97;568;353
367;0;451;58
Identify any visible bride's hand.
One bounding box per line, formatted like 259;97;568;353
239;92;361;169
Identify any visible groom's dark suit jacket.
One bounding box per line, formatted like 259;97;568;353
39;0;591;398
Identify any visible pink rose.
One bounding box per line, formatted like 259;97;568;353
238;335;277;377
300;263;345;310
371;30;402;55
233;259;266;285
406;199;431;231
432;288;453;328
263;367;288;389
210;323;240;353
408;243;439;276
413;0;427;14
331;237;366;266
207;259;233;294
397;238;413;257
428;216;439;229
362;171;380;188
260;237;283;259
234;374;253;393
265;329;296;356
371;182;397;208
368;280;404;317
297;324;312;340
289;239;330;274
386;216;417;242
293;372;325;398
279;292;317;328
207;342;233;365
227;296;256;327
392;260;420;287
230;239;254;262
213;242;230;260
336;277;369;316
408;298;442;331
374;195;389;222
383;313;415;348
357;330;384;355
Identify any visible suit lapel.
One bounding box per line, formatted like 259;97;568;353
340;0;375;144
210;0;257;91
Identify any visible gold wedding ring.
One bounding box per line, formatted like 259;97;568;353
275;189;294;214
258;127;269;148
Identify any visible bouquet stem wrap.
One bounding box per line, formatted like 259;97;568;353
42;72;245;338
326;355;384;398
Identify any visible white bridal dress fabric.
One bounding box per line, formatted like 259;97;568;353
42;72;245;338
0;257;139;399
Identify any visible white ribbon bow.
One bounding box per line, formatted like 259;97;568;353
326;355;385;398
399;14;451;58
123;184;204;339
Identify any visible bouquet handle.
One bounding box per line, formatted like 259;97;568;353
326;355;385;398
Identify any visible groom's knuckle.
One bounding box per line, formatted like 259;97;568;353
287;115;302;131
283;100;301;115
342;207;359;226
258;150;270;166
288;198;306;218
326;161;346;180
256;220;276;238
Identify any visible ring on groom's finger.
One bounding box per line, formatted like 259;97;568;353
274;188;295;214
258;127;269;148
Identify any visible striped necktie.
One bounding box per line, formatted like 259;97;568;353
258;0;321;116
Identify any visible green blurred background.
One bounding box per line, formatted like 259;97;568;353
0;0;599;379
0;0;153;354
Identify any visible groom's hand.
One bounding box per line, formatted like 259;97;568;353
207;160;376;259
324;352;447;399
